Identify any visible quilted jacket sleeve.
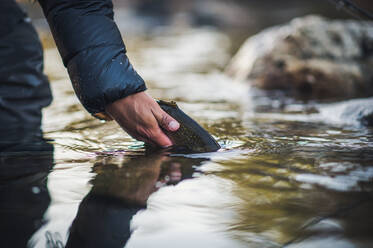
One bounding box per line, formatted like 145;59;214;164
38;0;147;119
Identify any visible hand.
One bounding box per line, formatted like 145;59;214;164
105;91;180;147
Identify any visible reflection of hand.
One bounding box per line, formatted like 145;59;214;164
169;163;182;183
92;155;168;206
157;162;182;186
105;91;180;147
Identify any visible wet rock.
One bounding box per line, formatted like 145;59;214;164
226;15;373;100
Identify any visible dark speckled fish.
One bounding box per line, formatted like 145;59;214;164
157;100;220;153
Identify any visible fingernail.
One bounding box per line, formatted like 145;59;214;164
168;121;180;131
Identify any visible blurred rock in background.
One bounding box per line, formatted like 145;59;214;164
226;15;373;100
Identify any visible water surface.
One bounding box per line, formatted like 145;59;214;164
1;25;372;248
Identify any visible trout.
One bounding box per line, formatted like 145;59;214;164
157;100;220;153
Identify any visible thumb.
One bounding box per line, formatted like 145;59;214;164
153;109;180;132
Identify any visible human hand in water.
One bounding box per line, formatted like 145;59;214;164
105;91;180;147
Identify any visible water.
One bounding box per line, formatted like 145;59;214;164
1;24;373;248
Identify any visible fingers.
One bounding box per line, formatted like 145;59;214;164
149;129;173;148
105;91;179;148
136;126;173;148
152;108;180;132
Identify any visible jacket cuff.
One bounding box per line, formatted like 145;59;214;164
67;47;147;116
38;0;147;118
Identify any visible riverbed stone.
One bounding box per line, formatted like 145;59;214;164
226;15;373;100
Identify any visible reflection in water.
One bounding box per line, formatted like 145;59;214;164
214;130;373;247
0;141;54;248
66;154;206;248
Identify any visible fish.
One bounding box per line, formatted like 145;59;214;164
156;100;220;153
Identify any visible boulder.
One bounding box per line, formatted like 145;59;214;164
226;15;373;100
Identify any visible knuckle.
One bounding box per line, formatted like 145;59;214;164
161;115;168;124
161;113;172;126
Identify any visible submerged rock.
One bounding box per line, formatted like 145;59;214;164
226;15;373;100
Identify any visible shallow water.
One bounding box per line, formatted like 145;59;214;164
1;25;373;248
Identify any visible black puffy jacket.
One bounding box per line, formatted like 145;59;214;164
38;0;147;119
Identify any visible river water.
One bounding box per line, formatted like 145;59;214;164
1;14;373;248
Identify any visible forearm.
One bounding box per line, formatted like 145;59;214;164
37;0;180;147
38;0;146;118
